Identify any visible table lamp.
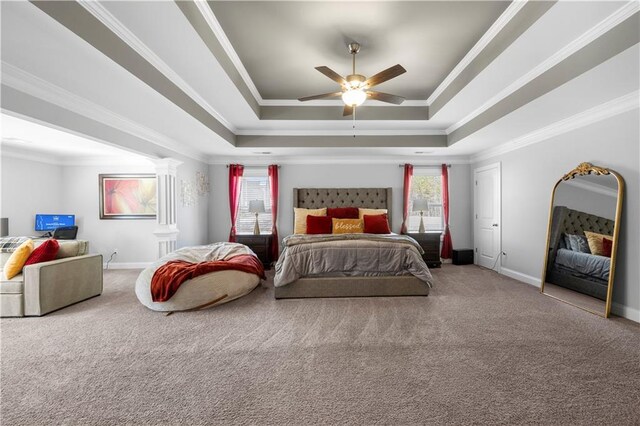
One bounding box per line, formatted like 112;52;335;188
249;200;265;235
412;199;429;233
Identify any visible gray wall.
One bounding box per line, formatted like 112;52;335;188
1;155;210;264
554;180;617;220
208;163;473;250
473;109;639;319
0;156;64;237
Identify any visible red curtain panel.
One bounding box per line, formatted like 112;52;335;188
400;163;413;234
268;164;279;261
441;164;453;259
228;164;244;242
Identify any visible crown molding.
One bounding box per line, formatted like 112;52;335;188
564;179;618;198
0;143;154;167
235;129;446;136
208;155;471;166
258;99;429;107
77;0;236;133
193;0;264;105
448;1;640;134
426;0;527;105
471;91;639;163
1;62;207;163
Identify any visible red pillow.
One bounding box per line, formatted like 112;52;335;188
306;215;333;234
327;207;359;219
24;239;60;266
363;214;391;234
602;237;613;258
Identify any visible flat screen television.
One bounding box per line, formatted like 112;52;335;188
35;214;75;232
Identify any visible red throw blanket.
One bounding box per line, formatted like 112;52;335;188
151;254;266;302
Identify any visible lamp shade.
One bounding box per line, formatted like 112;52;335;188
412;199;429;212
342;89;367;106
249;200;265;213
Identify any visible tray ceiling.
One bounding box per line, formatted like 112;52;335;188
209;1;510;100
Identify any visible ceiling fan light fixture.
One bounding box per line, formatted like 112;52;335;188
342;88;367;106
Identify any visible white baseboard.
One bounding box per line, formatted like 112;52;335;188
500;267;541;287
103;262;151;270
500;267;639;323
611;303;640;323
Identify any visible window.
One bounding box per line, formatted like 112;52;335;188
408;168;443;232
236;169;272;235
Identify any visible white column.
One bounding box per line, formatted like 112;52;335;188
152;158;182;258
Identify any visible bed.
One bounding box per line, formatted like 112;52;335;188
545;206;613;300
273;188;433;299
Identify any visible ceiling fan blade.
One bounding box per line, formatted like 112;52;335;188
366;90;405;105
315;66;347;86
343;105;354;116
298;91;343;102
364;64;406;88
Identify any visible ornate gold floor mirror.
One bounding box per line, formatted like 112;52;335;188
541;163;624;318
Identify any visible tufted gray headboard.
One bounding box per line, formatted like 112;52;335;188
293;188;392;225
547;205;615;271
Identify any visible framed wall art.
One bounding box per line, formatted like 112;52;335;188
99;174;157;220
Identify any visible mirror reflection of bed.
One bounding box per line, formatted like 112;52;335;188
541;163;623;317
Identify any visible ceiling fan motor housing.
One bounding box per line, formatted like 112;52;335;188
346;74;366;89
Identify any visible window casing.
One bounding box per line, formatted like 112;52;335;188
408;168;444;232
236;169;272;235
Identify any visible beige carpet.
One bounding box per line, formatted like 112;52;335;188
1;265;638;425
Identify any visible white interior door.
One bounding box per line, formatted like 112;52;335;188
474;163;501;270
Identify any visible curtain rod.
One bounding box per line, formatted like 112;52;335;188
226;165;280;168
398;164;451;168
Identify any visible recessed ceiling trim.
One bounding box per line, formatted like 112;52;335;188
77;0;236;133
470;91;639;163
1;62;206;162
30;0;236;145
208;155;471;166
175;0;260;117
259;99;429;107
564;179;618;198
191;0;264;105
448;1;640;135
236;129;446;136
260;105;428;121
449;8;640;145
236;135;447;148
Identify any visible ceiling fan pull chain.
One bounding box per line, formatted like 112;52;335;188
353;107;356;137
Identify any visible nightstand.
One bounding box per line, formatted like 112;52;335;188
235;234;272;269
406;232;442;268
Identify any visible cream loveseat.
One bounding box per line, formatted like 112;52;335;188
0;239;103;317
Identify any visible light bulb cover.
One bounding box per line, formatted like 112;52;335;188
342;89;367;106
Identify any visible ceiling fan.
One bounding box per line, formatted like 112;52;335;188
298;42;406;116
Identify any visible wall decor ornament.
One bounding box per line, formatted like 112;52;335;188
196;171;210;196
99;174;157;219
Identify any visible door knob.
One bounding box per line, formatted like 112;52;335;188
492;223;499;227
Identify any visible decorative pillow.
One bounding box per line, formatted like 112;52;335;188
0;236;30;253
332;218;364;234
358;208;388;220
602;237;613;258
363;214;391;234
294;208;327;234
3;239;34;280
24;239;60;266
584;231;613;256
306;215;333;234
327;207;359;219
563;234;590;253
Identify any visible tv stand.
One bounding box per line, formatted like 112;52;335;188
39;232;53;238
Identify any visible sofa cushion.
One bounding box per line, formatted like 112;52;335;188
25;239;60;266
0;274;24;294
55;240;89;258
4;240;34;280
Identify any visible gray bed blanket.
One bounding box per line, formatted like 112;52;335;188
554;248;610;280
274;234;434;287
